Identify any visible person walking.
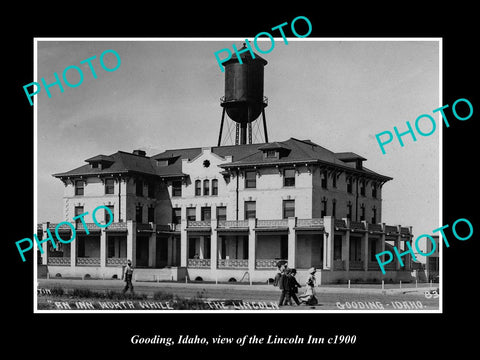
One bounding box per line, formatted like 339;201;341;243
122;259;134;294
287;269;302;306
274;261;288;306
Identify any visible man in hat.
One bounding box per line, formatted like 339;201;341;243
122;259;134;294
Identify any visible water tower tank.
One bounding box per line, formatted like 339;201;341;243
221;44;268;125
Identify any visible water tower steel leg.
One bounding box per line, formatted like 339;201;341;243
262;108;268;143
218;107;226;147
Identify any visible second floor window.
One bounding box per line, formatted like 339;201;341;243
201;207;211;221
136;179;143;197
245;171;256;188
216;206;227;221
172;180;182;197
75;180;84;196
372;208;377;224
105;205;114;224
372;183;378;198
172;208;181;224
360;180;366;196
283;169;295;187
321;199;327;217
105;179;114;194
245;201;256;219
347;203;353;220
195;180;201;196
74;206;84;226
136;205;143;223
212;179;218;195
203;180;210;196
186;207;196;221
347;177;353;194
283;200;295;219
321;171;328;189
148;207;155;223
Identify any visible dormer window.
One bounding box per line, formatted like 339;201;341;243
266;150;278;159
84;155;114;170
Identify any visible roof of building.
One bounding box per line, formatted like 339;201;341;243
53;138;392;181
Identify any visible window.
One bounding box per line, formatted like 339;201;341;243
105;205;114;224
283;200;295;219
370;239;378;262
244;201;256;219
216;206;227;221
347;203;352;220
148;207;155;223
372;183;378;198
172;208;181;224
75;180;84;196
321;199;327;217
332;199;337;218
74;206;84;226
135;205;143;223
266;150;277;158
347;177;353;193
195;180;201;196
321;171;328;189
371;208;377;224
136;179;143;197
332;173;337;188
283;169;295;187
201;207;211;221
186;207;196;221
245;171;256;188
203;179;210;196
212;179;218;195
360;180;366;196
172;180;182;197
147;182;155;198
105;178;115;194
360;204;365;221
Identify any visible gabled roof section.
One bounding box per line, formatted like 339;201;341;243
53;151;158;178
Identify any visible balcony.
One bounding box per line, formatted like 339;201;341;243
107;257;128;266
48;257;71;266
295;218;324;229
187;220;211;228
255;219;289;232
217;220;249;229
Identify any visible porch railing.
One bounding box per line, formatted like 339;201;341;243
107;257;128;266
296;218;324;228
187;258;211;268
187;220;211;228
256;219;288;228
255;259;286;269
217;220;249;228
77;257;101;266
48;257;71;266
217;259;249;268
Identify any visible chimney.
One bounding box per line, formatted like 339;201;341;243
133;149;146;157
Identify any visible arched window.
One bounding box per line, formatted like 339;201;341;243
203;179;210;196
212;179;218;195
195;180;201;196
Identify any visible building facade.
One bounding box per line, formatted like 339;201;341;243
39;138;415;284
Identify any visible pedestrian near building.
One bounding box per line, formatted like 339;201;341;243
299;267;318;305
123;259;134;294
287;269;301;305
274;261;288;306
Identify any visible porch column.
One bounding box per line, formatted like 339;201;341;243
342;218;350;271
323;216;335;270
287;217;296;269
362;221;369;271
167;236;173;266
380;223;386;266
70;225;77;270
100;229;107;268
148;229;156;267
126;220;136;266
210;219;218;272
248;218;256;275
41;223;49;265
395;226;401;270
180;218;187;267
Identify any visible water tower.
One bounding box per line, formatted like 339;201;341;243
218;43;269;146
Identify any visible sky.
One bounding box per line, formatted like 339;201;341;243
36;39;440;246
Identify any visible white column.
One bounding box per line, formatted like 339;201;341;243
127;220;136;266
362;228;369;271
100;230;107;268
287;217;296;269
342;218;350;271
41;223;49;265
180;218;187;267
323;216;335;270
248;218;256;275
210;219;218;272
148;230;156;267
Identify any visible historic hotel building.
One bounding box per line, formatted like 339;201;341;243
38;46;415;284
